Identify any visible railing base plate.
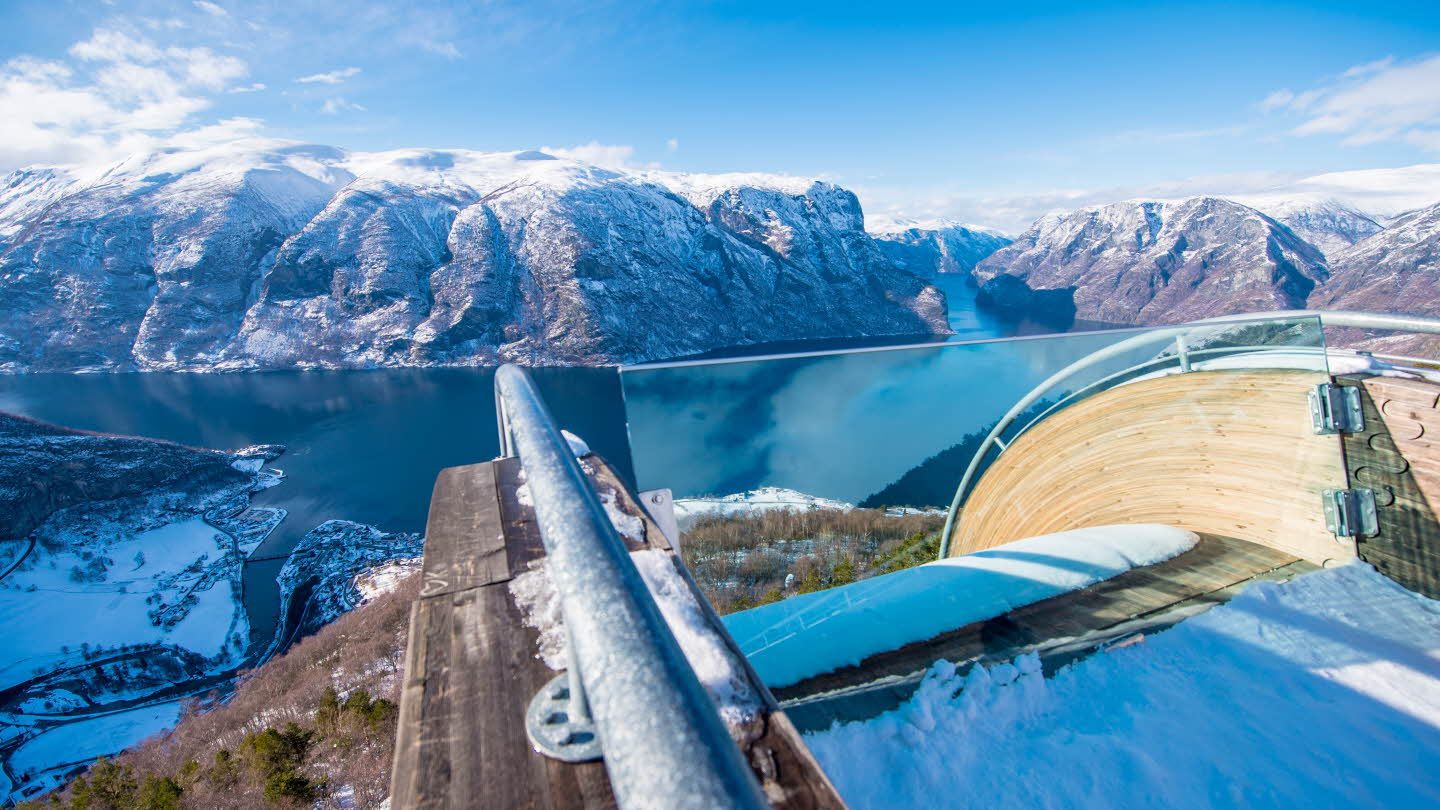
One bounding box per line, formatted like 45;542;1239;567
526;673;603;763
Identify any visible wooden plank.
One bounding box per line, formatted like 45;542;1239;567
419;463;509;597
390;582;617;810
394;456;845;810
1340;376;1440;599
954;369;1350;565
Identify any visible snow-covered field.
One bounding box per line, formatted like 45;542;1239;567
8;703;183;796
0;516;248;684
805;562;1440;809
724;525;1197;688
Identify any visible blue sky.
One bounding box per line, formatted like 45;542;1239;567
1;0;1438;230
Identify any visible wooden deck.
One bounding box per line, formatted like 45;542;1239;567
389;454;844;810
779;534;1314;731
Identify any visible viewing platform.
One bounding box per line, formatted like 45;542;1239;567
391;311;1440;810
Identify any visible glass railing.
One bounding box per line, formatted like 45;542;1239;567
620;315;1343;687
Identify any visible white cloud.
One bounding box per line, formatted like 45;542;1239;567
541;140;659;167
295;66;361;85
1259;89;1294;113
1341;56;1393;79
194;1;230;17
0;27;255;171
319;96;366;114
70;29;164;64
228;82;266;93
1261;54;1440;152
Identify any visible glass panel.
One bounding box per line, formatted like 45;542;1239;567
621;316;1339;690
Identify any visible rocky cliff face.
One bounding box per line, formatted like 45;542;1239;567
0;142;947;372
870;222;1011;276
972;197;1329;327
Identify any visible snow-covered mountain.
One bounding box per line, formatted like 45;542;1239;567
1248;199;1384;259
1312;201;1440;314
0;141;947;372
868;219;1012;276
1308;200;1440;356
972;197;1328;326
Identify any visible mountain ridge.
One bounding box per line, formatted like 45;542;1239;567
0;140;948;373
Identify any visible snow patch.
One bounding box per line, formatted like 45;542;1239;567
509;559;567;671
562;430;591;457
631;549;761;731
804;562;1440;810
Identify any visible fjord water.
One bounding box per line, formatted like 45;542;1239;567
0;274;1021;646
0;367;631;647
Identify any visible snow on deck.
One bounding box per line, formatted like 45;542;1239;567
723;524;1197;688
804;562;1440;810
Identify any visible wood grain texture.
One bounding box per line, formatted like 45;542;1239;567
953;369;1351;565
1340;376;1440;599
419;463;509;597
392;455;844;809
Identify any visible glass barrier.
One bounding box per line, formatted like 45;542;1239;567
621;316;1343;689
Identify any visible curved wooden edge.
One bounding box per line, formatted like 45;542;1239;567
952;369;1351;565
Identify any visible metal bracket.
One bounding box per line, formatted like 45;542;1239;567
1309;383;1364;434
1322;488;1378;538
526;671;602;762
639;488;680;551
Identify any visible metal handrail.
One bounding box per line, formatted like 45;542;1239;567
494;364;768;810
938;309;1440;558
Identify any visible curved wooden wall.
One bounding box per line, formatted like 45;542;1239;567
951;369;1354;565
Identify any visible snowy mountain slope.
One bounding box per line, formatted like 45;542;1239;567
1309;201;1440;356
0;413;282;673
0;142;948;372
1248;198;1384;259
869;219;1012;276
1312;201;1440;314
971;197;1329;326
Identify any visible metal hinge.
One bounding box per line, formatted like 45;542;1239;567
1322;488;1378;538
1309;383;1364;434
